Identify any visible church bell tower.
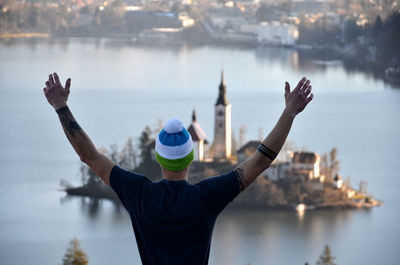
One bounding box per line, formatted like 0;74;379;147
212;70;232;159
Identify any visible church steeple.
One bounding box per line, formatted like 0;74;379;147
192;109;196;122
212;70;232;159
216;70;229;106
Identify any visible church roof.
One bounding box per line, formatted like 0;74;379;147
292;152;319;164
187;110;207;142
216;70;229;106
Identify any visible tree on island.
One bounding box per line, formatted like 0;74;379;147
329;148;340;177
231;130;239;155
316;245;336;265
239;125;247;148
61;238;88;265
136;125;161;180
139;126;153;164
120;137;137;170
75;125;159;185
79;138;137;186
320;147;340;181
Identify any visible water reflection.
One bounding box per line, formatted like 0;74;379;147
217;209;357;243
255;46;295;68
212;209;360;264
60;195;123;219
1;37;396;88
57;194;380;264
297;209;305;221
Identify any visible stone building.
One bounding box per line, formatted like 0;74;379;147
289;151;320;180
211;71;232;159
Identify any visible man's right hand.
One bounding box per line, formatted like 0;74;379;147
44;73;116;186
284;77;313;118
43;72;71;110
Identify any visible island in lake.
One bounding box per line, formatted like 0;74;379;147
63;145;383;211
62;72;382;211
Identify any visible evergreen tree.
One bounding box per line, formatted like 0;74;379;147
139;126;153;166
61;238;88;265
344;18;362;43
136;126;161;180
316;245;336;265
372;16;382;43
121;137;136;170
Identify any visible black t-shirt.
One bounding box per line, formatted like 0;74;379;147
110;165;240;265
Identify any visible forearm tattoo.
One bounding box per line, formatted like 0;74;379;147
234;167;246;192
56;106;82;137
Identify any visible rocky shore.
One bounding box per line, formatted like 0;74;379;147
63;174;383;211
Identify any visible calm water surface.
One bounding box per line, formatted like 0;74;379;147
0;38;399;265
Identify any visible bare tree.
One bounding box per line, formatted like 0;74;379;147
258;126;264;141
152;118;164;138
329;147;340;176
320;147;340;182
239;125;247;148
278;140;296;162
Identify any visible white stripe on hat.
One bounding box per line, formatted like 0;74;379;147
155;134;193;160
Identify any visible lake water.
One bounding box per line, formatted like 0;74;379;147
0;38;399;265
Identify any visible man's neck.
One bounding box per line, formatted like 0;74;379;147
161;167;189;181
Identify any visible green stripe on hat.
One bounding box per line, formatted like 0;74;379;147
155;150;194;172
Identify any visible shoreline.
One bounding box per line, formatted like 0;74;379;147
0;32;50;39
62;181;383;211
2;34;397;88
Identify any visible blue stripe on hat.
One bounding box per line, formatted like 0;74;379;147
158;128;190;146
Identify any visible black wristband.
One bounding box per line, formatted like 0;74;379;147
257;143;278;161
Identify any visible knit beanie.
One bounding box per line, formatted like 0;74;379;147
155;118;194;171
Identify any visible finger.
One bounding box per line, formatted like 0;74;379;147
45;81;51;90
301;80;310;92
65;78;71;94
305;85;312;97
284;82;290;97
43;87;48;95
295;77;307;91
53;72;61;86
49;74;55;86
305;93;314;104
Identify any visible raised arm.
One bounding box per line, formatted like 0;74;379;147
235;77;313;191
43;73;115;186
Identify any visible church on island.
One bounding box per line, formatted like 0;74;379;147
187;71;232;163
67;71;381;211
184;71;326;187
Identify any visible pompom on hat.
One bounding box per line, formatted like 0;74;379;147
155;118;194;171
